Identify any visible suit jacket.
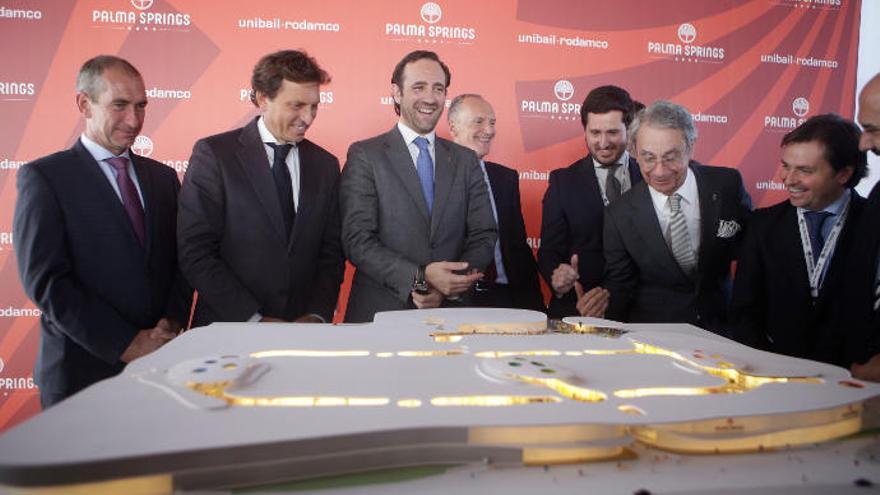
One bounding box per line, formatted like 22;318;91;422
483;161;545;312
13;139;190;406
178;117;344;326
538;154;641;317
729;193;865;366
840;182;880;364
603;162;751;334
340;126;497;322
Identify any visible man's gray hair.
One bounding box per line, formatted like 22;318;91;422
447;93;483;123
629;100;697;152
76;55;141;101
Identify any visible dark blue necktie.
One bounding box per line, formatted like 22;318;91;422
413;137;434;215
804;211;832;263
267;143;295;236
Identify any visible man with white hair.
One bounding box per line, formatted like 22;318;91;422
602;100;752;334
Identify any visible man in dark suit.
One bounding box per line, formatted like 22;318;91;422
447;94;544;312
603;100;751;334
178;50;344;326
730;114;867;366
848;73;880;379
340;51;496;322
13;56;190;408
538;85;642;318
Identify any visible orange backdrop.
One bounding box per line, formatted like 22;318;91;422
0;0;862;431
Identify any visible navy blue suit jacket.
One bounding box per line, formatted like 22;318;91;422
485;161;545;312
538;155;641;317
730;193;865;366
13;139;191;406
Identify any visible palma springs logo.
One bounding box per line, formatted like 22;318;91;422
647;23;725;64
764;97;810;131
520;79;581;121
776;0;841;10
92;0;191;31
385;2;476;45
131;135;154;157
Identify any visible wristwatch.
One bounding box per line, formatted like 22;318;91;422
413;265;429;294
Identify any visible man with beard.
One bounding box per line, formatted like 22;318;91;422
538;85;642;318
340;50;496;322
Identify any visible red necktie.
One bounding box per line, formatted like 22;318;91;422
106;156;145;245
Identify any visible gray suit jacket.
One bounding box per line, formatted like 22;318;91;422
340;126;497;322
603;162;751;334
178;118;344;326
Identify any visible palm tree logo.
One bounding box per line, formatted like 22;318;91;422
420;3;442;24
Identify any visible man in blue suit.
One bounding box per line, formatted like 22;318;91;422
14;56;190;408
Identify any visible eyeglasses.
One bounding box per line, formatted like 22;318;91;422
638;149;685;168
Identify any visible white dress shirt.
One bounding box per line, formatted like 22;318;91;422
258;116;300;212
397;121;436;174
592;151;632;204
797;188;850;285
648;167;701;256
80;133;144;206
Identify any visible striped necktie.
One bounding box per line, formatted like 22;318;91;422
667;193;696;274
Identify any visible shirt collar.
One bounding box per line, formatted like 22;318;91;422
80;133;131;163
648;165;696;210
397;121;435;147
257;116;297;147
592;151;629;170
797;188;851;216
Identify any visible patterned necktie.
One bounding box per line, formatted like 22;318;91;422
267;143;295;237
803;210;832;263
603;162;622;203
413;137;434;215
106;156;145;245
667;193;696;273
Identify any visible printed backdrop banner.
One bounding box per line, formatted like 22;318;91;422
0;0;861;430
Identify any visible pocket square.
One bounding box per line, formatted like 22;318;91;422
716;219;740;238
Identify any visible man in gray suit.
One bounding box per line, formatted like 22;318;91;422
603;100;751;334
340;50;497;322
178;50;344;326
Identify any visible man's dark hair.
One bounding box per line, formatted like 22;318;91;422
781;113;867;189
390;50;451;116
250;50;330;106
76;55;142;101
579;85;635;129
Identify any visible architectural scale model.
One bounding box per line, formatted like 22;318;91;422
0;308;877;494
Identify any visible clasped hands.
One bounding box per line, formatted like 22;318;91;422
411;261;483;309
551;254;609;317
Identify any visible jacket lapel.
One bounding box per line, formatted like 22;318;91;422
383;127;430;225
630;181;692;283
130;153;154;258
290;140;321;251
431;139;455;237
693;163;720;274
236;118;287;243
72;140;145;252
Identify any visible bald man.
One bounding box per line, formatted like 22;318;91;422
848;73;880;381
447;94;544;311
